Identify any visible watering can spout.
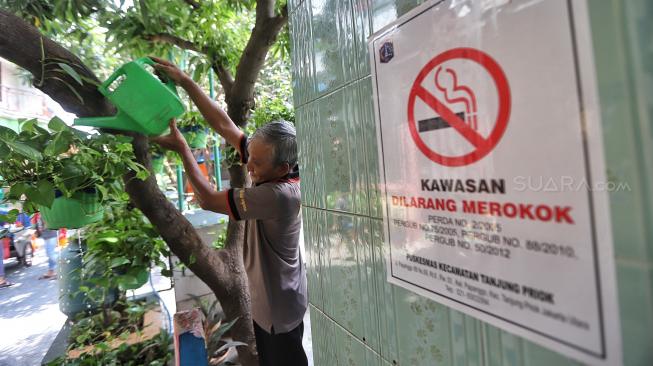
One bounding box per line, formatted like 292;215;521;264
74;116;117;129
74;114;142;133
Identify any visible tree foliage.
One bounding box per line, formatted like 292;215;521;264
0;0;292;108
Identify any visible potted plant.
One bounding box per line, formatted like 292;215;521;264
151;154;165;175
149;144;167;175
191;295;247;365
177;111;209;149
0;117;149;228
81;197;170;293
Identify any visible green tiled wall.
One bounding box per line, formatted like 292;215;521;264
290;0;653;364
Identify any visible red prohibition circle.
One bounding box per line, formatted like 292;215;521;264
407;47;511;167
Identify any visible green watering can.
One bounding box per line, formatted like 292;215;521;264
74;57;184;135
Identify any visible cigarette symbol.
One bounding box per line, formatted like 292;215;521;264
418;112;465;132
417;66;478;133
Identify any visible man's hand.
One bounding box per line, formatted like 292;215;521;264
150;56;189;85
151;119;187;152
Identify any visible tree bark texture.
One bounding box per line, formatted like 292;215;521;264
229;4;288;127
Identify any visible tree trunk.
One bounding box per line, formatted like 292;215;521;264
125;136;258;365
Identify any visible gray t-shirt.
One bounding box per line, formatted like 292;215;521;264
227;178;307;334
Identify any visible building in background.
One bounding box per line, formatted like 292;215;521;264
0;57;75;131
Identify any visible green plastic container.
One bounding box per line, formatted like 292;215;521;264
73;57;185;135
152;155;165;174
182;129;208;149
58;240;118;317
39;191;104;229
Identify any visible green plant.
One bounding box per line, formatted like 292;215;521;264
191;295;247;365
176;110;207;130
250;94;294;130
81;195;170;294
211;219;228;250
176;110;210;149
0;116;148;221
69;300;146;347
47;299;172;366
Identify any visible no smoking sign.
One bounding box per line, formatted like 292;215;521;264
407;47;511;167
370;1;621;364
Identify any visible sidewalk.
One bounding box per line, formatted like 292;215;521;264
0;245;66;366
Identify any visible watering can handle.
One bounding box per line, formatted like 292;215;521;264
98;65;126;96
136;57;179;93
97;57;179;96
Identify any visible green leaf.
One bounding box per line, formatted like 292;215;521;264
119;268;149;290
18;119;38;133
48;76;84;105
44;131;72;156
110;257;130;268
96;184;109;201
0;126;18;141
48;117;69;132
0;141;10;156
9;182;29;200
36;179;55;207
97;236;119;243
135;169;149;181
57;62;84;86
5;140;43;161
60;159;88;191
78;75;100;87
25;185;50;207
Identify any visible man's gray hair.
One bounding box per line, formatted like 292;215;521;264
251;120;297;167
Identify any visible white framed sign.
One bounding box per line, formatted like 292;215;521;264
369;1;622;364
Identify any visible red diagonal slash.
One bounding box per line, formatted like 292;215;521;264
414;85;487;149
405;47;510;167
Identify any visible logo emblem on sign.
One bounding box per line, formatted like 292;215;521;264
407;47;511;167
379;41;394;63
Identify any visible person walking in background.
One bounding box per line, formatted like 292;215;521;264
0;250;13;288
35;213;58;280
0;212;14;288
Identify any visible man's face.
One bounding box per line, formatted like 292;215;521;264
246;138;288;184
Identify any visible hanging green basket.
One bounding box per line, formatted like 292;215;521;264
152;155;165;174
39;191;104;229
181;127;208;149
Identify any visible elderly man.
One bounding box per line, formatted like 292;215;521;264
152;57;308;366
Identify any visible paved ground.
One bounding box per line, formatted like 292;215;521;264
0;245;66;366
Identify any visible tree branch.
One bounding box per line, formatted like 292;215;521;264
0;10;114;118
142;33;235;96
143;33;206;53
211;62;235;97
228;1;287;126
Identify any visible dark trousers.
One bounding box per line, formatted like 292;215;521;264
253;321;308;366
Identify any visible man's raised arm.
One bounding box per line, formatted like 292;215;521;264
151;57;244;151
